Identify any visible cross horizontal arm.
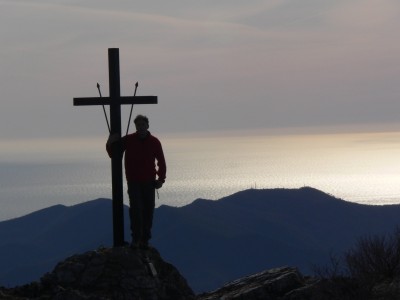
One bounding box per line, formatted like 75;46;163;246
73;96;157;106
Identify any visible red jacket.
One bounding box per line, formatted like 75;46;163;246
107;132;166;182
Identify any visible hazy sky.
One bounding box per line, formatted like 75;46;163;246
1;0;400;141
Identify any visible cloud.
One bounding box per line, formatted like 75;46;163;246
327;0;399;30
1;0;400;140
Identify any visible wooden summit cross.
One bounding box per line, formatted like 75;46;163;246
73;48;157;247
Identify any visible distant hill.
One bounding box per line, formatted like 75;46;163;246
153;187;400;292
1;187;400;293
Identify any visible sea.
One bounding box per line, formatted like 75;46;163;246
1;129;400;221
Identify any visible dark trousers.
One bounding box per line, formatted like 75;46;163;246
127;181;155;244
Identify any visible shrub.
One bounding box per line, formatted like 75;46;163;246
345;227;400;286
312;252;346;280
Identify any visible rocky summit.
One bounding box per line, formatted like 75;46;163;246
3;249;400;299
0;246;195;300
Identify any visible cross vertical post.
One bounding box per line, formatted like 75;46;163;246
73;48;158;247
108;48;124;246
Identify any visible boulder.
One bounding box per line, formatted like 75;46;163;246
197;267;319;300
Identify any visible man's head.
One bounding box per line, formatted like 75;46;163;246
134;115;149;137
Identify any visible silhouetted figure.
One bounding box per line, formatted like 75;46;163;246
107;115;166;249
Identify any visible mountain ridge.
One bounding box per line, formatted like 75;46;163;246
1;187;400;293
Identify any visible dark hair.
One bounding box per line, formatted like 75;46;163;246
134;114;149;125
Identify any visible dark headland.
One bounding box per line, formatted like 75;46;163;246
1;187;400;299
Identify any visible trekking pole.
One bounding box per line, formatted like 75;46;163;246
126;81;138;135
97;83;111;133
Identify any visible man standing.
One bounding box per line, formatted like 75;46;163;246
106;115;166;249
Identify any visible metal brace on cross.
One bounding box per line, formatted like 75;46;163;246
73;48;158;247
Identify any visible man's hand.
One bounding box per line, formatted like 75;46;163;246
154;180;163;189
107;133;121;146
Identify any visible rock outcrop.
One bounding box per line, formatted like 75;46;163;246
3;248;400;299
0;246;195;300
197;266;400;300
197;267;319;300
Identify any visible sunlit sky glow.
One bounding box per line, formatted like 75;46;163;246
1;0;400;143
2;130;400;221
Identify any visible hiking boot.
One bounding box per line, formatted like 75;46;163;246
140;241;150;250
130;242;139;249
